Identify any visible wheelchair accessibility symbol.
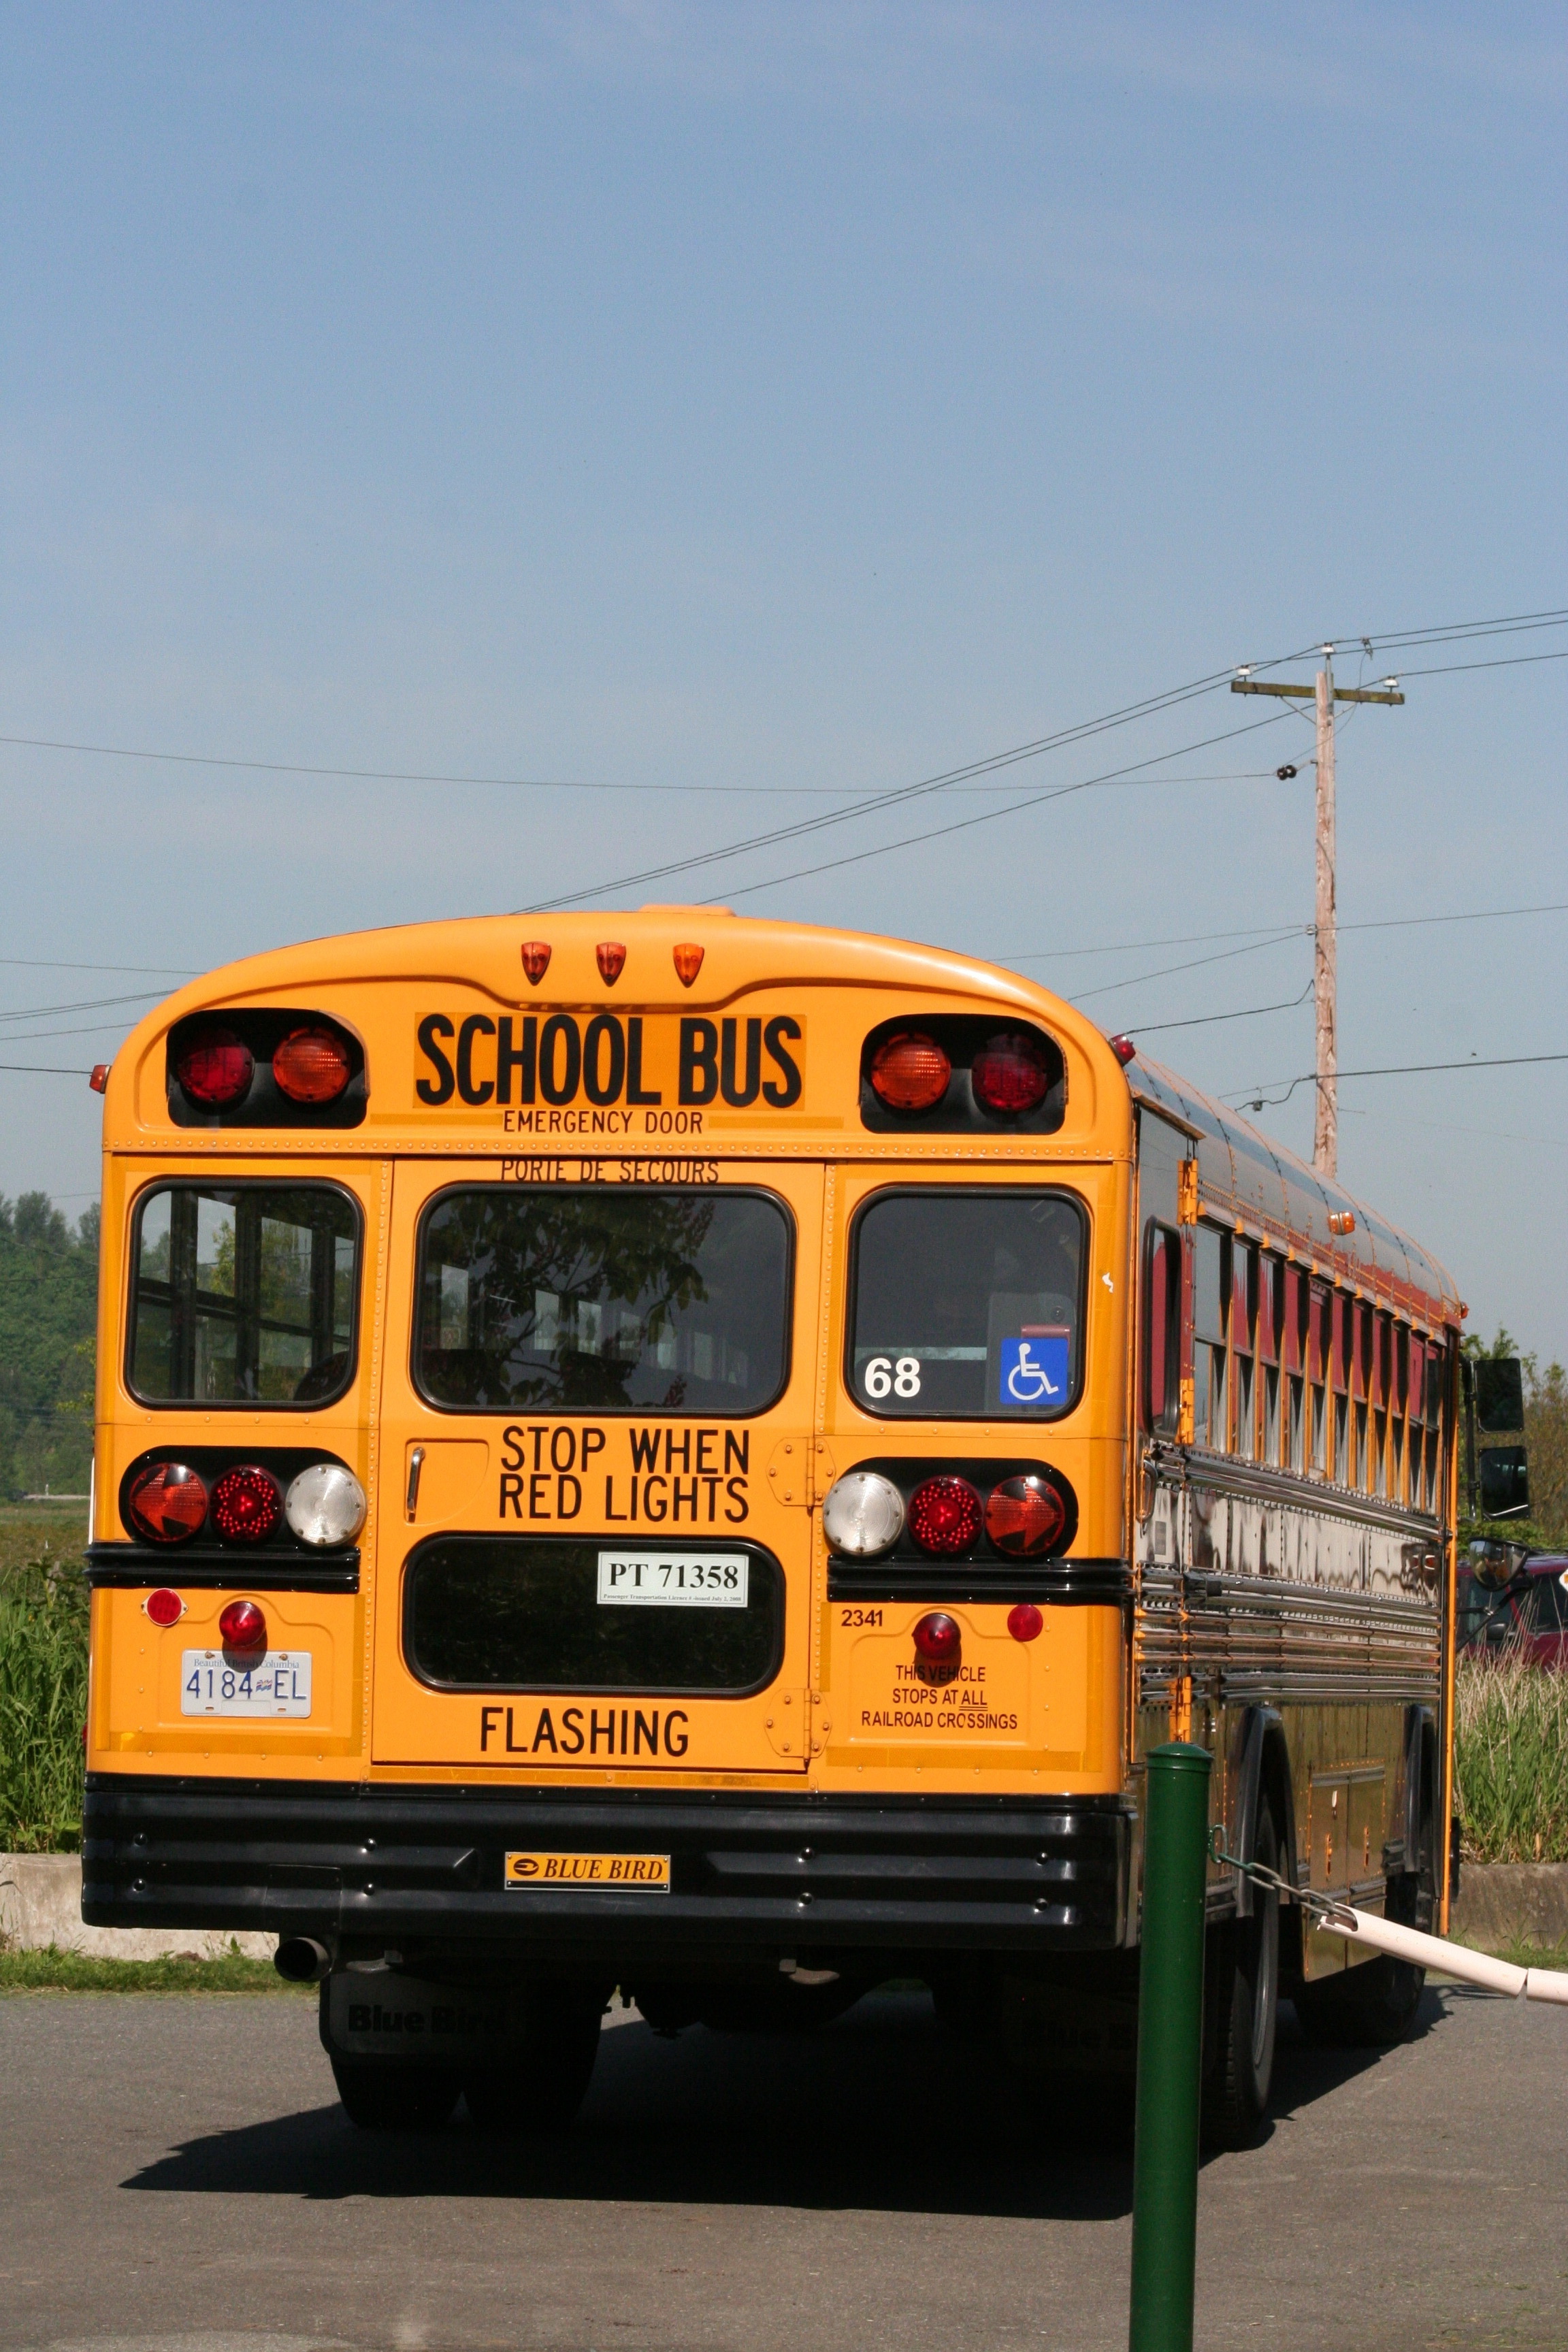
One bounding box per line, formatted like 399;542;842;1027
999;1333;1069;1407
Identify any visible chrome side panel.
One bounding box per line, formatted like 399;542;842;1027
1132;1446;1441;1976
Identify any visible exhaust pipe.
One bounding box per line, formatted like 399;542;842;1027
274;1936;333;1983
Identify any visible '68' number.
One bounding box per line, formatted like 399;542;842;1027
863;1355;921;1400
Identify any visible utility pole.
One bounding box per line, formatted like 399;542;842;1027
1232;652;1405;1180
1314;660;1337;1175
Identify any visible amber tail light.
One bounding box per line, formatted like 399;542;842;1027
127;1463;209;1544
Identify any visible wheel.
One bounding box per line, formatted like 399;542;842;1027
461;1982;607;2134
1294;1872;1424;2049
1202;1803;1281;2151
331;2057;460;2131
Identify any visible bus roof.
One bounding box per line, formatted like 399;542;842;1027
99;907;1459;1331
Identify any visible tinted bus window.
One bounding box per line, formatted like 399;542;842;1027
414;1188;791;1415
849;1188;1085;1419
129;1183;359;1406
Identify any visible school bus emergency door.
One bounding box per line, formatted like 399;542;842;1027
372;1154;824;1777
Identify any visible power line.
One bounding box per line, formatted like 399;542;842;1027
1073;926;1307;1003
695;710;1296;910
1226;1051;1568;1111
0;989;167;1026
0;1063;92;1077
525;672;1306;913
1117;980;1315;1036
998;898;1568;968
0;956;199;977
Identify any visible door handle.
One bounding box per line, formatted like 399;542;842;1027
406;1446;425;1521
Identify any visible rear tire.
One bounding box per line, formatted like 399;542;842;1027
1202;1804;1281;2151
331;2058;460;2132
461;1982;607;2134
1294;1872;1424;2049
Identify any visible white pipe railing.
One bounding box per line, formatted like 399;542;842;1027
1314;1906;1568;2006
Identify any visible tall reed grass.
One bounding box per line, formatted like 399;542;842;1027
0;1556;88;1852
1454;1650;1568;1864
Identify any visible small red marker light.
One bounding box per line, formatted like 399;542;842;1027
175;1025;255;1109
211;1465;281;1544
273;1024;353;1104
127;1462;208;1544
218;1598;267;1652
911;1610;962;1684
145;1588;184;1627
520;941;552;985
869;1030;951;1113
906;1475;983;1558
985;1475;1066;1558
89;1064;110;1094
672;943;704;987
1007;1602;1044;1643
595;942;627;985
1109;1034;1136;1066
971;1030;1052;1115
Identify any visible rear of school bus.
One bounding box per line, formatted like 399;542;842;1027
82;910;1134;2127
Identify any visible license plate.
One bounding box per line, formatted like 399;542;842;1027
181;1650;312;1717
505;1850;671;1891
596;1548;749;1607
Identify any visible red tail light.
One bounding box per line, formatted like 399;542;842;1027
211;1466;282;1544
272;1024;353;1104
906;1475;982;1557
970;1030;1051;1115
1109;1034;1136;1066
175;1026;255;1109
985;1475;1066;1558
521;941;552;985
595;942;627;985
218;1598;267;1652
127;1463;208;1544
869;1031;951;1113
912;1610;962;1670
144;1588;185;1627
1007;1602;1044;1642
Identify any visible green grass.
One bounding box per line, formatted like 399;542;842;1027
0;1939;308;1994
0;1551;89;1850
0;1506;88;1580
1454;1652;1568;1865
1453;1933;1568;1974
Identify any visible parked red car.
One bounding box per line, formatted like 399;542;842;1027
1457;1549;1568;1667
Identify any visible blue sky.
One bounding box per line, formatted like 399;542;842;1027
1;3;1564;1355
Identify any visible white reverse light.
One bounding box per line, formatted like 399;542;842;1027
821;1470;904;1559
284;1462;368;1548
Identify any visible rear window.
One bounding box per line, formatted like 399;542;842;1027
128;1182;360;1407
848;1188;1086;1420
414;1187;792;1415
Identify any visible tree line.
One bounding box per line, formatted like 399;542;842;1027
0;1194;98;1501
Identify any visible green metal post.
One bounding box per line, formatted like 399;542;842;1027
1128;1739;1213;2352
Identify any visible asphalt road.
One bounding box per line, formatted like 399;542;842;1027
1;1981;1564;2352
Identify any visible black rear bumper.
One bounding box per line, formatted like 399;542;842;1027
83;1774;1132;1962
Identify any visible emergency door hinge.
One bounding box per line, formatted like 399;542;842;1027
763;1688;809;1759
768;1437;835;1507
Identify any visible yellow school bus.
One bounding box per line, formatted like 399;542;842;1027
82;908;1460;2140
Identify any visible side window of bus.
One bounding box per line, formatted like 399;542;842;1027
1144;1222;1182;1435
847;1188;1086;1420
129;1183;360;1407
1192;1224;1228;1451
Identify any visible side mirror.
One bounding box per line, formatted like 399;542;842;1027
1478;1444;1531;1520
1474;1358;1525;1433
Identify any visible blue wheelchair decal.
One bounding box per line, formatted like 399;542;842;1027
998;1333;1069;1408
